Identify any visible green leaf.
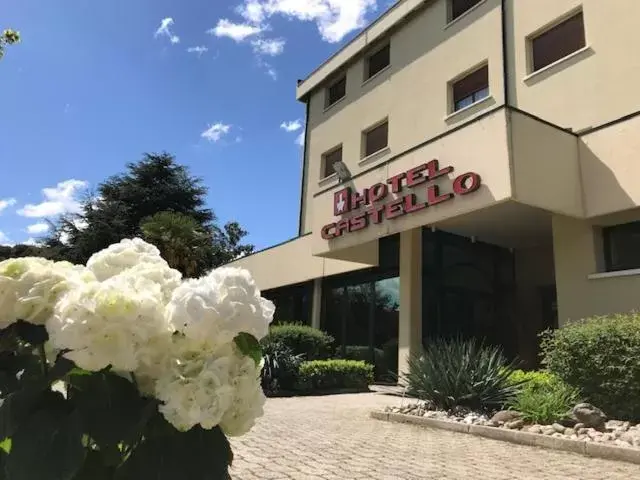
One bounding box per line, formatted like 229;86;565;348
72;451;114;480
5;409;86;480
115;420;232;480
69;372;149;449
14;320;48;346
0;356;75;440
234;333;262;366
0;352;41;395
0;438;10;454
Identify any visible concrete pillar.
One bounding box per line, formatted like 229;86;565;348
398;228;423;379
311;278;322;330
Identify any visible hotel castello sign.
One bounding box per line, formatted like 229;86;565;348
321;160;481;240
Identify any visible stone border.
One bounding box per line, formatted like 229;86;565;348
370;411;640;465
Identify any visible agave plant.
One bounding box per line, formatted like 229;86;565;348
261;341;304;394
403;337;523;413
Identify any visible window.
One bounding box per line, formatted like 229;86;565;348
363;121;389;158
449;0;482;22
365;44;390;80
325;75;346;108
452;64;489;112
603;221;640;272
531;11;586;72
322;146;342;179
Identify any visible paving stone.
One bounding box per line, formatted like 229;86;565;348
230;393;640;479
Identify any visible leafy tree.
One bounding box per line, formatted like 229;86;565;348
141;211;209;277
47;153;253;273
0;29;20;60
0;243;66;262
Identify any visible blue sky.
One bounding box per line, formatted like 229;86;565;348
1;0;391;250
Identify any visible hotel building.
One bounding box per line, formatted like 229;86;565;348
230;0;640;378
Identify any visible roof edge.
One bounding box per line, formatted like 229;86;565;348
296;0;430;101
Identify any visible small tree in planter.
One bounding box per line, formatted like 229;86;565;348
0;238;274;479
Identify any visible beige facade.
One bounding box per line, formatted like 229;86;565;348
229;0;640;374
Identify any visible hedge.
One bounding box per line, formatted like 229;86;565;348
297;360;374;392
341;345;387;379
261;324;334;361
540;312;640;421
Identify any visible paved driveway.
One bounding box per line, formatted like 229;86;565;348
230;392;640;479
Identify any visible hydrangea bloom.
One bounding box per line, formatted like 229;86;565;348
165;267;275;349
2;238;271;437
0;257;95;328
47;273;171;372
87;238;169;281
220;352;266;437
86;238;182;301
154;340;237;431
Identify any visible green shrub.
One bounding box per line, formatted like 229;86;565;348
297;360;373;392
404;337;521;413
507;370;581;424
261;324;334;360
540;312;640;421
342;345;388;380
507;369;557;390
260;341;304;394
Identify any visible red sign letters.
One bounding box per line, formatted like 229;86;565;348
321;159;481;240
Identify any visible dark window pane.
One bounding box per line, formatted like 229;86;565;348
320;272;399;380
450;0;482;21
453;65;489;111
532;12;585;71
323;147;342;178
263;282;313;325
367;44;390;79
326;76;346;106
364;121;388;157
604;221;640;272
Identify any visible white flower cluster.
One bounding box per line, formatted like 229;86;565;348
0;238;274;435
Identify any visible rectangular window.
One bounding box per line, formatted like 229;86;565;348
363;121;389;158
322;146;342;179
531;11;586;72
325;75;346;108
365;44;390;80
452;64;489;112
603;221;640;272
450;0;482;22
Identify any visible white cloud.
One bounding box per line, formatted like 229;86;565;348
266;66;278;79
187;46;209;56
215;1;378;77
280;119;305;145
0;198;16;214
26;222;49;234
17;179;88;218
208;19;263;41
280;119;302;132
155;17;180;44
0;231;11;246
22;238;38;246
251;38;285;56
236;0;377;43
201;123;232;143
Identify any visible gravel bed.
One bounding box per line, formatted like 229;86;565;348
384;402;640;449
